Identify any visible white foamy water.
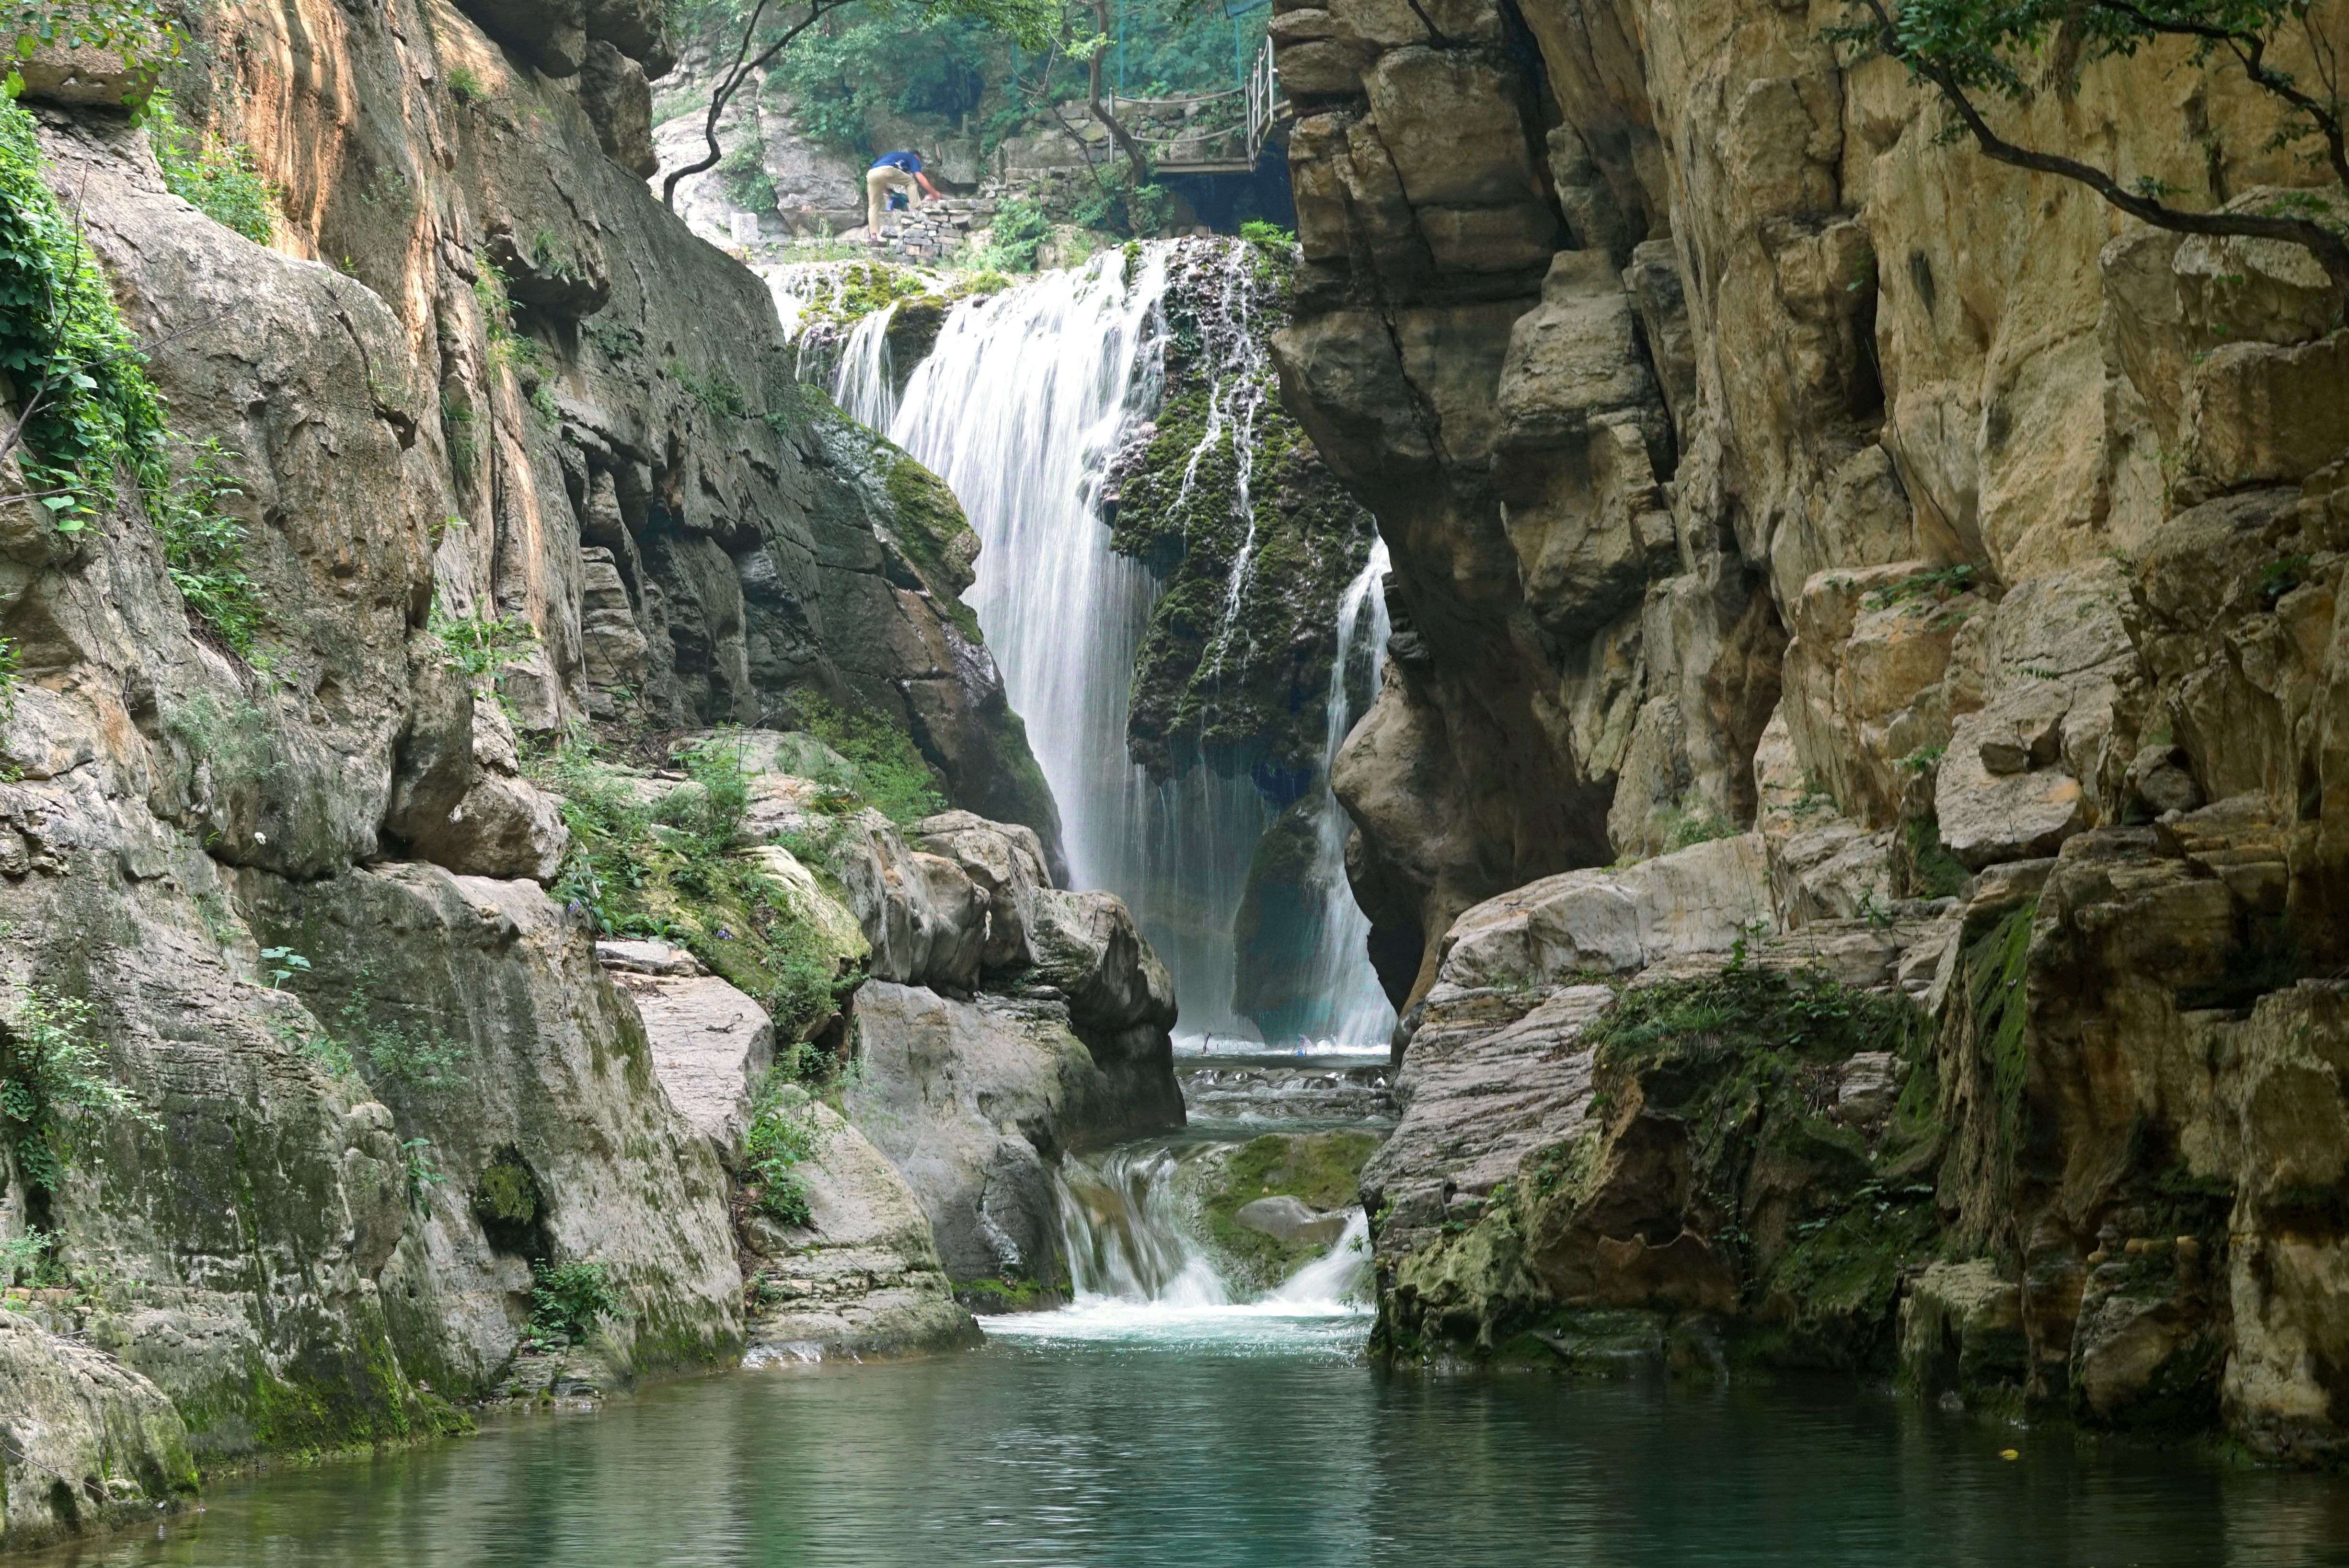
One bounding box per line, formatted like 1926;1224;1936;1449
988;1142;1371;1349
1296;537;1395;1047
869;244;1394;1043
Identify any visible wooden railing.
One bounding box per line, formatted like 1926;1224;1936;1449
1101;38;1283;175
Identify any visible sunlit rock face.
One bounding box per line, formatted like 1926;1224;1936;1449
1273;0;2349;1457
0;0;1086;1523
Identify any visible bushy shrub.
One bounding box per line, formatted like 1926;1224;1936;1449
146;94;277;244
987;196;1049;273
529;1259;619;1346
744;1071;818;1226
0;101;261;652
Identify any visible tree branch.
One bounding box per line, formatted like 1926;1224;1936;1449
1085;0;1150;184
662;0;848;210
1865;0;2349;298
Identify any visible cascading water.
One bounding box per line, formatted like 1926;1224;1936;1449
858;242;1402;1043
988;1141;1371;1337
1294;538;1396;1046
832;303;899;431
1053;1146;1230;1307
883;247;1279;1038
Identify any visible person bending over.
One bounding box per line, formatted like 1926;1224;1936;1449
866;150;941;233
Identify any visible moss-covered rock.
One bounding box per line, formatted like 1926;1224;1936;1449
1186;1130;1380;1294
770;387;1066;872
1371;958;1948;1377
1108;242;1379;784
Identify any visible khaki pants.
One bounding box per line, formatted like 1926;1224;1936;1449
866;166;917;232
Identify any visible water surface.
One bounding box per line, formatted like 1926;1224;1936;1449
34;1307;2349;1568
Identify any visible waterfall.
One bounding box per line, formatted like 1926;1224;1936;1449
884;249;1273;1038
1054;1146;1229;1307
832;304;898;431
1012;1143;1370;1323
1296;539;1396;1046
791;241;1398;1044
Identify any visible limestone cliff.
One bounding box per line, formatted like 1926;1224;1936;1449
0;0;1146;1533
1273;0;2349;1457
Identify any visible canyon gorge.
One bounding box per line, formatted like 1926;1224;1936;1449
0;0;2348;1556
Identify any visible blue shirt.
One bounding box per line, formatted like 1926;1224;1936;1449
870;151;922;174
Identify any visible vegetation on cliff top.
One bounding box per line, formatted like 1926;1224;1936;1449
0;99;260;652
1839;0;2349;293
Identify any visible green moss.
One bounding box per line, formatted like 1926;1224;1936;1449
474;1152;538;1225
880;454;984;641
1559;962;1942;1371
219;1315;468;1458
1108;259;1380;782
532;736;862;1041
953;1274;1063;1312
1968;903;2036;1162
1198;1130;1378;1292
1903;812;1972;899
1770;1193;1942;1369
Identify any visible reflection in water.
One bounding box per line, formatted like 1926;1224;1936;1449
33;1344;2349;1568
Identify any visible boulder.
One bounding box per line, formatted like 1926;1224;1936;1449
1027;887;1178;1039
605;966;774;1165
0;1313;196;1549
580;43;662;180
246;864;744;1394
593;937;703;976
12;42;153;107
742;1102;978;1360
915;809;1052;974
1434;832;1772;990
834;821;987;992
1235;1194;1350;1246
845;981;1181;1291
2185;330;2349;485
404;771;570;884
1934;561;2145;869
1897;1260;2028;1399
583;0;675;76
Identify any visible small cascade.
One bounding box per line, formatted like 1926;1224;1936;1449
1033;1142;1371;1321
1271;1209;1371;1305
1295;538;1396;1046
1184;260;1274;693
831;304;898;431
1055;1146;1229;1307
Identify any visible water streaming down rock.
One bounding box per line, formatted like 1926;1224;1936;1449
883;248;1278;1038
1048;1142;1371;1312
1055;1146;1230;1307
833;303;898;430
1293;539;1395;1046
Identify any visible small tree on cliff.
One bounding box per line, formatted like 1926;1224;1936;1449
1835;0;2349;297
4;0;182;98
661;0;1055;210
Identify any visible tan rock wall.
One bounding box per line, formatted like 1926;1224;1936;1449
1283;0;2349;1453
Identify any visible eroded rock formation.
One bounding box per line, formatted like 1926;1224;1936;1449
0;0;1152;1533
1275;0;2349;1457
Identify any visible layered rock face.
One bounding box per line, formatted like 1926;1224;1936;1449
585;737;1182;1336
0;0;1102;1534
1273;0;2349;1455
